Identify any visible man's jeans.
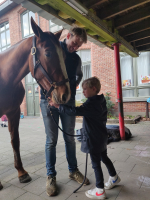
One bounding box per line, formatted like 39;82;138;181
40;99;77;177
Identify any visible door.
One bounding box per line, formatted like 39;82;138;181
25;73;40;116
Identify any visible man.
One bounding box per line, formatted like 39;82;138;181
40;26;89;196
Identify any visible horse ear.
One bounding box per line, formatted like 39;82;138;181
54;29;63;40
31;17;44;40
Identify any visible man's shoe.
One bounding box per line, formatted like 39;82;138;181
85;187;106;199
46;175;58;196
105;174;121;190
1;124;3;127
69;168;90;185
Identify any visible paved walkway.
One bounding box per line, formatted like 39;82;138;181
0;118;150;200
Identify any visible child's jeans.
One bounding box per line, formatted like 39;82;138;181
90;149;116;188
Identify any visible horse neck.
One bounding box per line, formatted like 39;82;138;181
0;37;33;87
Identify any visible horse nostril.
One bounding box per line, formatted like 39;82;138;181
62;94;67;102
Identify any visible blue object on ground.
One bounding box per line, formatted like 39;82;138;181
20;114;24;119
106;125;119;129
147;97;150;103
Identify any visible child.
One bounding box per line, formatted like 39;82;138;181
49;77;120;199
1;115;8;127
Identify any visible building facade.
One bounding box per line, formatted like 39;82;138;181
0;1;150;117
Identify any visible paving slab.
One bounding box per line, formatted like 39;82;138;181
0;185;26;200
0;118;150;199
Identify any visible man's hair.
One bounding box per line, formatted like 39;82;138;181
69;25;87;43
82;77;101;94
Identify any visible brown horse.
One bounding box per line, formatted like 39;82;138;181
0;17;71;190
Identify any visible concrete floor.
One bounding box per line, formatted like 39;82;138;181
0;118;150;200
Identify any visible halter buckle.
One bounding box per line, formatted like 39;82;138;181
31;47;36;55
52;82;57;89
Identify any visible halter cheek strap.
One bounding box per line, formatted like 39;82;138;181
31;35;69;97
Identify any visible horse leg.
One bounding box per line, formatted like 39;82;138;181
7;107;32;183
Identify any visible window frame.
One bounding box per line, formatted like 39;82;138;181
0;21;10;52
120;52;150;102
76;49;91;101
21;10;35;39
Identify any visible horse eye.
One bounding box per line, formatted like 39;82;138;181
45;52;51;57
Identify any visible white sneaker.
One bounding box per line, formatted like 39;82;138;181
85;187;106;199
105;174;121;190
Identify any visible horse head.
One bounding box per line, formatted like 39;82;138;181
29;17;71;104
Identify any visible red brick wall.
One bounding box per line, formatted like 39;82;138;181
91;43;117;109
123;102;150;114
39;15;49;31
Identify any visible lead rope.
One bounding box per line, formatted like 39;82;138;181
46;98;88;193
73;153;88;193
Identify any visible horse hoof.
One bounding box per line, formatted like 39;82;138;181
19;173;32;183
0;182;3;190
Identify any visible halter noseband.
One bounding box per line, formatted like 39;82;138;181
31;35;69;98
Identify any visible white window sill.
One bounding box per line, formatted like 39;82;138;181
116;97;149;102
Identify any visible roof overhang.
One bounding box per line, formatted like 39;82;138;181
12;0;149;57
0;0;18;17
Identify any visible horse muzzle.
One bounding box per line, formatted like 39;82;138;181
52;84;71;104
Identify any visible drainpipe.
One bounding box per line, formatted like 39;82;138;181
113;43;125;140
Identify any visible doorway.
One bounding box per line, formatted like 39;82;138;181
25;73;40;116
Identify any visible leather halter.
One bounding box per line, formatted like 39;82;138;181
31;35;69;98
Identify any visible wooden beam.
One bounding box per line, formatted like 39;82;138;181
115;5;150;29
135;37;150;47
126;29;150;42
31;0;139;57
119;18;150;36
83;0;108;8
137;44;150;51
98;0;150;20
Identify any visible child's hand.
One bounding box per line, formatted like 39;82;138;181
49;100;60;108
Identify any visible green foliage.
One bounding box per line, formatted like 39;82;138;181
75;98;87;106
105;92;115;116
107;115;118;119
75;101;82;106
81;98;87;103
125;115;135;119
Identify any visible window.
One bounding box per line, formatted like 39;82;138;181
120;52;150;100
21;11;35;38
0;22;10;52
76;49;91;101
121;55;133;87
49;20;62;33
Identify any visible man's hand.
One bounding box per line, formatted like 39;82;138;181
49;100;60;109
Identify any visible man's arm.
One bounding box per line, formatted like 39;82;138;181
76;57;83;86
